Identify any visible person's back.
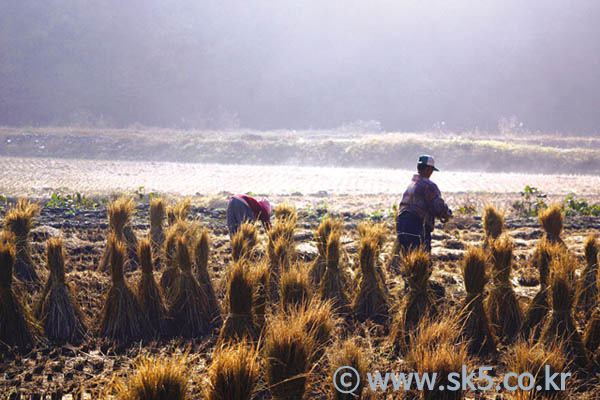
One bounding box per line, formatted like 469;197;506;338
226;194;271;238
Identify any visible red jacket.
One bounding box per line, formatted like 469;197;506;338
232;194;271;229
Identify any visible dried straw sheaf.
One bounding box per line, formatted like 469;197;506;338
539;204;564;245
251;261;269;333
218;261;258;345
268;216;296;260
576;234;598;318
159;225;182;301
521;238;559;340
0;238;37;349
309;216;342;286
274;203;297;223
319;231;350;316
357;221;389;295
98;235;150;344
391;247;438;350
149;197;166;262
3;198;40;282
329;339;369;400
135;237;167;337
206;340;260;400
280;264;312;312
231;221;258;262
485;235;522;343
264;312;315;400
458;247;496;356
352;233;390;325
99;197;138;271
194;229;222;328
34;237;87;343
482;205;504;249
300;298;336;362
167;198;191;226
168;237;211;337
540;252;588;368
267;236;293;302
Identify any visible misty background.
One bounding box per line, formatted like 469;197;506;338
1;0;599;133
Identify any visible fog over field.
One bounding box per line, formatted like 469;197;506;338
1;0;600;133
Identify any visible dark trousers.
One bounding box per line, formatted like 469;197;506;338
226;197;254;238
396;211;431;253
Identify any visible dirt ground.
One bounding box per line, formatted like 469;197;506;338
1;157;600;399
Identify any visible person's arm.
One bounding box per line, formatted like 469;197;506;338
423;183;452;220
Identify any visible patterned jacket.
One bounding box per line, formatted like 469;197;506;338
399;174;451;230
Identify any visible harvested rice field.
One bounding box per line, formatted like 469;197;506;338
1;157;600;399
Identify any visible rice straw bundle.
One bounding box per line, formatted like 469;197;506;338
539;204;564;245
218;261;258;345
352;233;390;325
485;235;522;343
168;236;211;337
280;264;311;312
391;247;437;350
149;197;166;263
231;221;258;262
300;298;336;362
458;246;496;356
267;236;292;302
576;234;598;318
0;238;36;349
159;225;182;301
99;197;138;271
167;198;191;226
540;252;588;368
98;234;150;344
274;203;297;224
34;237;87;343
329;338;368;400
309;216;342;286
194;228;222;328
251;260;269;333
135;237;167;337
319;231;350;316
482;205;504;249
3;198;40;282
357;221;389;294
206;340;260;400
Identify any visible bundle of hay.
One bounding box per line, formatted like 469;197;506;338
280;264;311;312
99;197;138;271
34;237;87;343
264;313;315;400
135;237;167;337
167;198;191;226
274;203;297;223
539;203;564;245
112;352;189;400
576;234;598;318
206;340;260;400
300;298;336;362
357;221;389;294
3;198;40;282
319;231;350;316
168;237;211;337
231;221;258;262
159;225;182;301
251;260;269;333
194;229;221;328
482;205;504;249
329;339;368;400
268;216;296;254
309;216;342;286
267;236;292;302
540;252;588;368
521;238;558;340
391;247;438;350
218;261;258;345
0;237;36;349
485;235;522;343
458;247;496;356
98;234;150;344
149;197;166;261
584;301;600;366
352;233;390;325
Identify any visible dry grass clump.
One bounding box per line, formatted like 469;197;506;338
98;235;150;344
274;202;297;223
159;225;182;300
149;197;166;259
504;339;571;400
99;197;137;271
194;229;221;327
329;338;369;400
206;340;260;400
135;238;167;337
485;235;522;343
584;307;600;366
263;313;315;400
167;198;191;226
3;198;40;282
268;216;296;256
540;252;588;368
576;234;598;318
218;261;258;345
458;246;496;356
482;205;504;247
352;233;390;325
319;231;350;316
309;216;342;286
391;247;438;350
357;221;389;294
168;236;211;337
267;236;293;302
0;238;36;349
231;221;258;262
280;264;312;312
539;203;564;245
34;237;87;343
521;238;560;340
112;352;189;400
299;299;336;362
251;260;269;333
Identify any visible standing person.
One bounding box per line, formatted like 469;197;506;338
396;155;452;253
226;194;272;237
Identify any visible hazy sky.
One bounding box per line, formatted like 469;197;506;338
1;0;599;132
